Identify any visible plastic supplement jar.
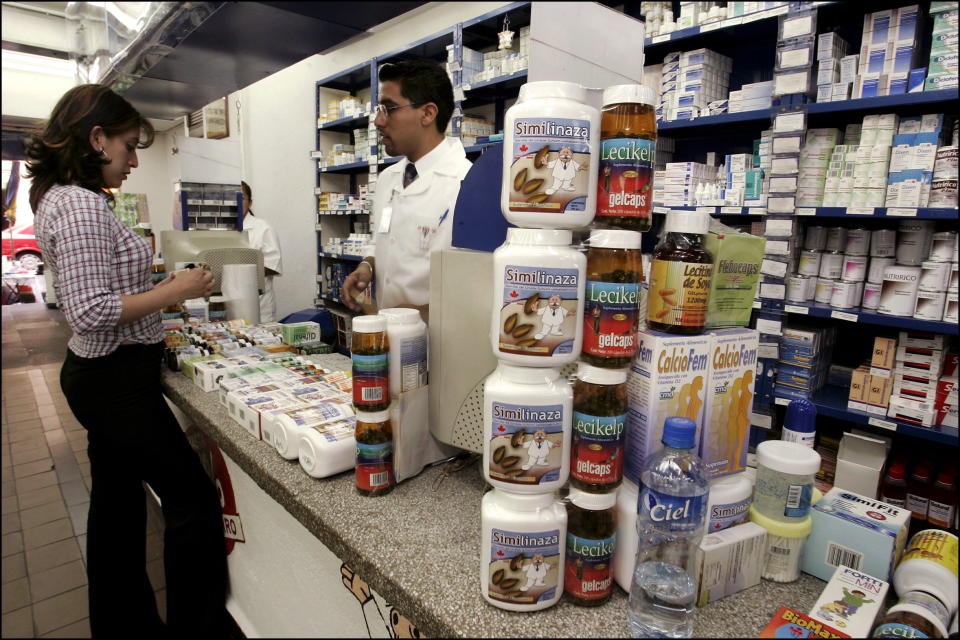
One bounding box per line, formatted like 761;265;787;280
480;489;567;612
351;315;390;411
483;362;573;493
595;84;656;232
502;81;600;229
582;229;643;367
564;488;617;606
355;409;395;497
570;363;629;493
273;403;356;460
753;440;821;522
378;308;427;396
893;529;959;615
491;228;586;365
297;419;356;478
749;506;812;583
703;472;753;534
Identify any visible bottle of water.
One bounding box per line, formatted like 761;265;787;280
627;417;709;638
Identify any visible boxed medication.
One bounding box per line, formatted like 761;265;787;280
759;606;847;639
696;522;766;606
808;565;889;638
833;432;888;498
625;331;711;485
704;229;766;328
802;488;910;583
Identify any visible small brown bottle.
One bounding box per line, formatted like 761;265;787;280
355;410;394;497
351;315;390;412
582;229;643;368
564;488;616;606
596;84;656;232
647;210;714;334
571;363;628;493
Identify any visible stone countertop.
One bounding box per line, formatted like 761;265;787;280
161;357;826;638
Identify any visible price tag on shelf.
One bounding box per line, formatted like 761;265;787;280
868;417;897;431
785;304;809;314
753;300;762;309
748;207;767;215
761;259;788;278
846;207;875;215
453;87;466;101
653;206;670;214
700;21;725;32
697;207;715;214
796;208;817;216
721;206;742;214
722;17;743;28
831;311;858;322
771;5;791;15
756;318;783;336
751;412;773;429
775;397;791;406
320;167;327;173
887;208;917;217
314;223;322;231
758;344;780;360
653;34;671;43
870;367;892;379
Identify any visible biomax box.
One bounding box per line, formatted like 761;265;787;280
625;331;711;486
802;488;910;583
700;329;759;479
809;565;889;639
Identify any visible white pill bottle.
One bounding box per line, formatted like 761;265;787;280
482;362;573;493
502;81;600;229
491;228;586;366
379;308;428;396
480;489;567;612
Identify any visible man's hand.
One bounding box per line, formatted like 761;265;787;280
342;261;372;311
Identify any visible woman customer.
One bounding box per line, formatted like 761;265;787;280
26;84;228;636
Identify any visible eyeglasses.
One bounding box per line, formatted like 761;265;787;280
374;102;425;118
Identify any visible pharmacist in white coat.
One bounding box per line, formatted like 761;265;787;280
341;60;472;324
241;181;283;322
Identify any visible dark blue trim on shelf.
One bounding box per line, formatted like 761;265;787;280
812;385;959;446
464;142;500;154
318;114;369;131
376;26;455;63
319;161;369;173
319;253;364;262
806;89;960;114
782;300;960;334
658;108;772;130
467;70;529;91
652;206;959;220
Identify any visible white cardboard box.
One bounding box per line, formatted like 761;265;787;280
834;432;888;499
696;522;766;606
809;565;889;638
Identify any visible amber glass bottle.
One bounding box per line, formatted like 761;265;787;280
355;410;394;497
564;488;617;606
647;210;714;334
596;84;657;232
571;364;628;493
351;315;390;412
582;229;643;368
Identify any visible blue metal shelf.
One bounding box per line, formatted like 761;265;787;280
812;385;959;446
782;300;960;334
319;253;363;262
467;70;529;91
658;108;772;131
807;89;960;115
317;210;369;216
318;114;369;132
652;206;959;220
464;142;500;154
319;161;369;173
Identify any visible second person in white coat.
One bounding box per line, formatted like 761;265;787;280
241;180;283;322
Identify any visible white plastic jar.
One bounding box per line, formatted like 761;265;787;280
871;228;897;258
878;265;922;317
491;228;586;366
819;251;843;279
502;81;600;229
897;220;935;266
483;362;573;492
893;529;959;615
378;308;428;396
614;479;640;593
749;505;812;583
480;488;567;612
297;419;356;478
753;440;821;522
273;403;355;460
703;472;754;535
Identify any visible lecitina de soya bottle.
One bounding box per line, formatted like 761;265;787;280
647;210;714;334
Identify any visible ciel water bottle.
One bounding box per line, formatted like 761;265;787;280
627;417;709;639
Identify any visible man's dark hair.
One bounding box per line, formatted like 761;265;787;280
378;59;453;134
241;180;252;201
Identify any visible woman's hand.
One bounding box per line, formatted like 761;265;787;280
170;267;214;302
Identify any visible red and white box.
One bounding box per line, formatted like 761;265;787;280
898;331;949;351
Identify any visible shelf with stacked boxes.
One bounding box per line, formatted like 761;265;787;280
318;114;370;132
643;3;798;49
319;253;364;263
652;205;959;219
778;300;960;334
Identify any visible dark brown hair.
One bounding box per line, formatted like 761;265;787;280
25;84;155;210
241;180;252;201
379;59;453;134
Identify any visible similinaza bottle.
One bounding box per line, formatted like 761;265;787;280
354;410;394;497
780;398;817;448
628;417;709;639
482;362;573;493
351;315;390;411
582;229;644;368
480;489;567;612
564;488;617;607
491;228;586;366
596;84;657;232
570;363;628;493
647;210;714;334
502;81;600;229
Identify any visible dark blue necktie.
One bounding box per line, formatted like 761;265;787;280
403;163;418;188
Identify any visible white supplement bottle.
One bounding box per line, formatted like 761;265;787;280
878;265;922;317
893;529;959;615
613;479;640;592
273;403;356;460
379;308;428;396
480;488;567;612
703;472;754;535
897;220;935;266
502;81;600;229
297;419;357;478
483;362;572;493
753;440;821;522
491;228;586;366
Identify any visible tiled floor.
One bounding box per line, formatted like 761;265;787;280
1;303;167;637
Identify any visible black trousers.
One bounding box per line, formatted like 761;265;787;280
60;343;227;637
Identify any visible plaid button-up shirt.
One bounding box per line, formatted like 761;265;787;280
35;184;162;358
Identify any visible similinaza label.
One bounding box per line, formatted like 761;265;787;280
597;138;653;220
356;441;393;491
582;280;640;359
564;532;615;600
508;117;591;214
648;260;713;327
639;487;706;533
488;527;561;604
489;402;564;485
570;411;626;487
708;497;751;531
352;353;388;406
499;265;580;357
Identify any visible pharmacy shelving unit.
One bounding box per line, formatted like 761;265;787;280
642;1;960;449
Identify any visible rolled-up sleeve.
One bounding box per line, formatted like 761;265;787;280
50;193;123;335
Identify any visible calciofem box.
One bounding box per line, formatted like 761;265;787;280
701;329;760;479
625;330;711;485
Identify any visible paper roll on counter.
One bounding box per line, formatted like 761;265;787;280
222;263;261;324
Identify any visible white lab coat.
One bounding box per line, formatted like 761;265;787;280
243;212;283;322
365;137;472;313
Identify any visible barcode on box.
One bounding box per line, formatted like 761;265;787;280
362;387;383;402
786;484;803;510
370;471;389;488
771;546;792;555
825;543;863;571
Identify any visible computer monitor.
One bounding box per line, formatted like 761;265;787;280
159;230;250;273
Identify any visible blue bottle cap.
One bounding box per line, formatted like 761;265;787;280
785;398;817;434
662;417;697;449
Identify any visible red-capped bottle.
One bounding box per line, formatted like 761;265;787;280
906;462;933;535
928;471;957;531
880;459;909;509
